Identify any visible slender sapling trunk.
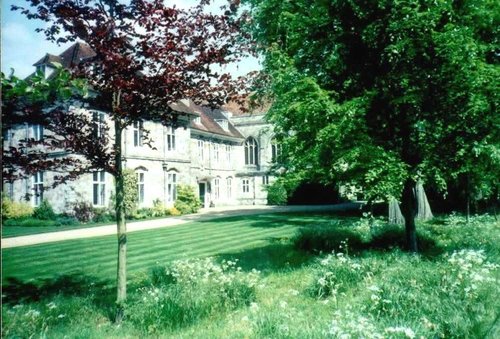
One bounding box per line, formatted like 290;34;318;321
113;99;127;323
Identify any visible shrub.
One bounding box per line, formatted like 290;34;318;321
2;195;34;219
71;201;94;223
3;218;61;227
294;223;365;253
265;180;287;205
33;200;56;220
129;258;259;334
55;215;80;226
152;199;170;217
131;208;155;220
174;185;201;215
168;207;181;216
92;208;113;223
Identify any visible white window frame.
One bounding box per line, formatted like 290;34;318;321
167;172;177;203
198;140;204;162
204;142;210;164
262;175;269;185
214;178;220;200
244;138;258;165
93;111;105;138
137;171;145;204
226;177;232;199
32;172;44;206
226;144;231;163
271;139;282;163
242;178;250;193
166;126;176;152
93;170;106;206
31;124;44;141
214;144;220;163
133;121;143;147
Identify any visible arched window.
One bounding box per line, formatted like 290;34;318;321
244;137;259;165
167;171;178;202
271;138;282;163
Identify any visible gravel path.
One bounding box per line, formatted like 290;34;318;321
1;203;362;248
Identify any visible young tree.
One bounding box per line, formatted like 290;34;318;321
245;0;499;252
7;0;250;321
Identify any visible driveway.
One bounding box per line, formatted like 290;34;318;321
1;203;362;249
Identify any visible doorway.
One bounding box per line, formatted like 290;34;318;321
198;182;206;208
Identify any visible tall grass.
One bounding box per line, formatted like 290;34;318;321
2;213;499;338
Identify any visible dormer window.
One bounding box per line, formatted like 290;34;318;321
36;65;45;76
193;117;201;124
215;119;229;131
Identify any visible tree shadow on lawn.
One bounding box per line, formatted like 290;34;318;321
216;238;314;273
197;212;361;228
2;272;117;318
294;224;446;258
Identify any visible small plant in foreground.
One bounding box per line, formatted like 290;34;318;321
309;250;368;299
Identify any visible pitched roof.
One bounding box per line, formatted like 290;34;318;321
223;98;271;116
33;53;63;66
57;42;96;68
177;100;243;140
29;44;244;140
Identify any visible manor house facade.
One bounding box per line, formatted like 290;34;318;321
3;43;281;213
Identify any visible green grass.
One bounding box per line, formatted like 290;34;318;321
1;214;179;238
2;213;329;282
2;213;499;338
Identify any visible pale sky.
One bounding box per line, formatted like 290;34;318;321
1;0;261;78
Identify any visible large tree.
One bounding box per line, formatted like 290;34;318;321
6;0;249;321
245;0;499;252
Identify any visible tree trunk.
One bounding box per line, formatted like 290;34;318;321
465;174;470;223
415;181;433;221
400;178;418;253
114;119;127;323
389;198;405;224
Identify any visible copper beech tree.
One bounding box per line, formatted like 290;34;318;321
7;0;251;321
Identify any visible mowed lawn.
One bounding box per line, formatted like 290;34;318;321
2;213;330;284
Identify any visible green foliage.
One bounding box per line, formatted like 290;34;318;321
308;253;368;298
2;195;33;219
294;223;364;254
152;199;171;217
174;185;202;215
3;218;61;227
128;258;259;334
265;180;288;205
1;213;499;338
92;208;114;223
33;200;56;220
247;0;499;206
110;169;138;218
1;64;88;105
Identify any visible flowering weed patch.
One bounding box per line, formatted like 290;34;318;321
128;257;260;334
2;213;498;338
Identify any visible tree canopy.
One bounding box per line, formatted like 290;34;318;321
246;0;499;251
6;0;251;320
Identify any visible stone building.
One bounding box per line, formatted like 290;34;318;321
3;43;278;212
